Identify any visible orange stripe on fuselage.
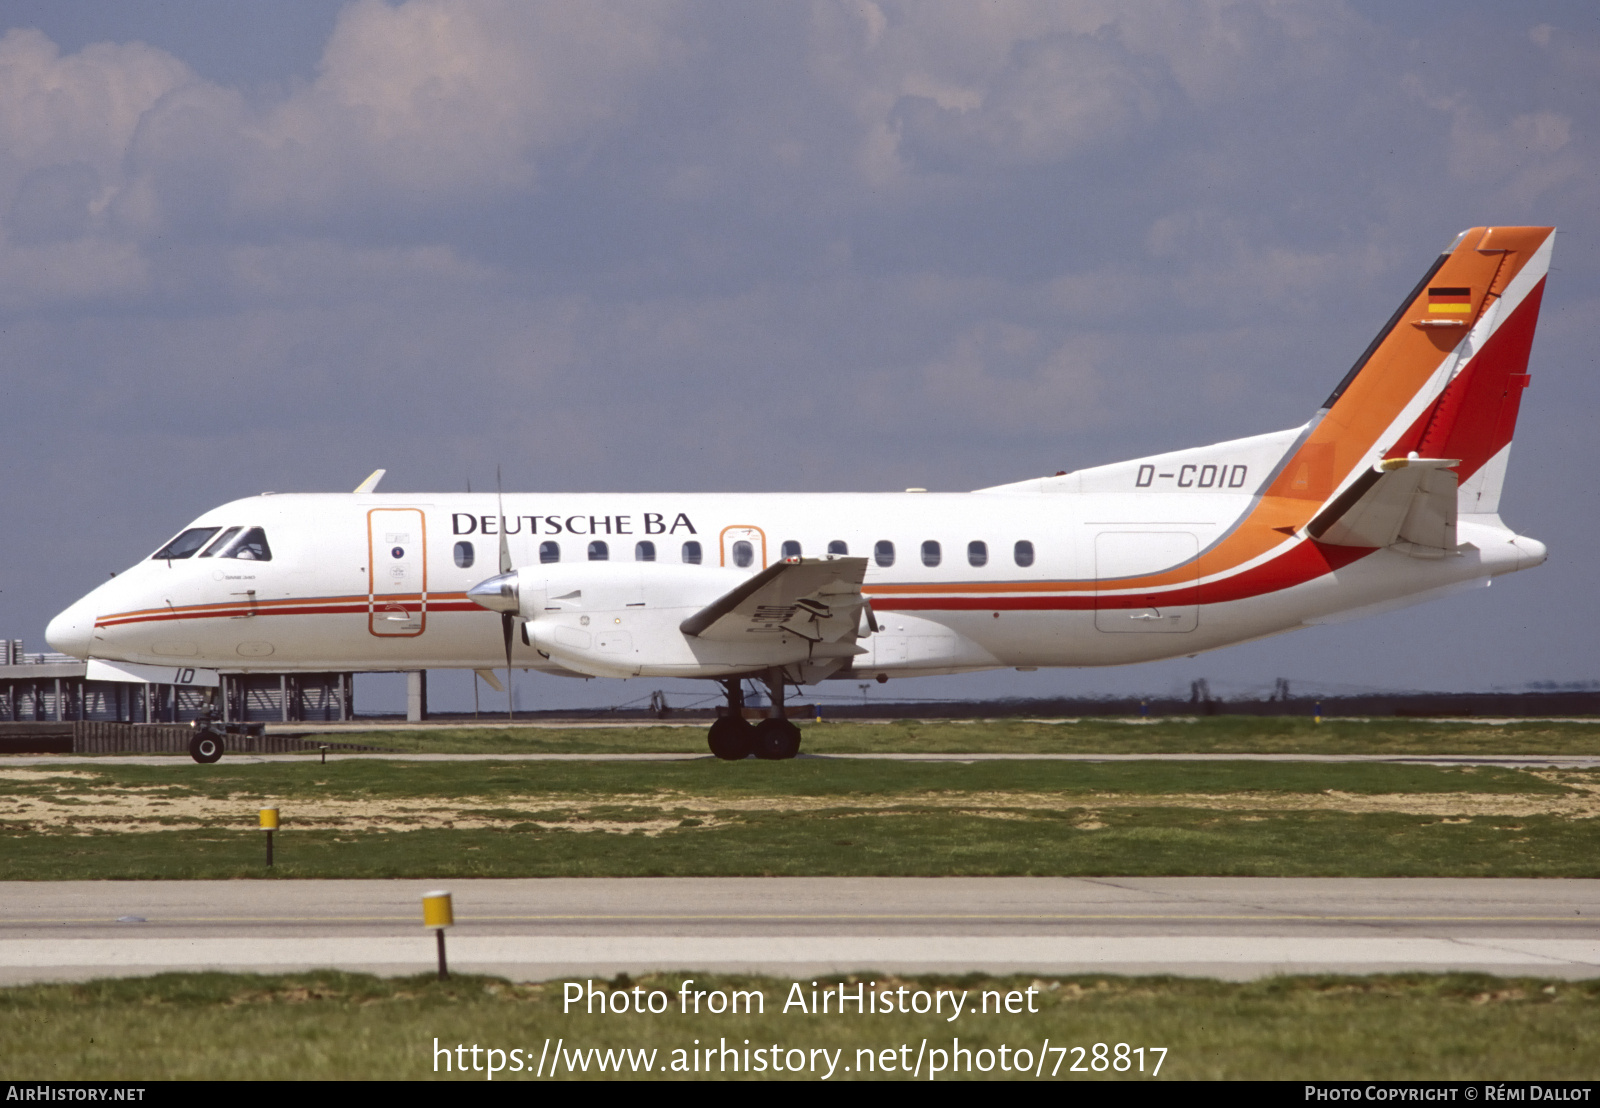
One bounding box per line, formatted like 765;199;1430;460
873;542;1372;611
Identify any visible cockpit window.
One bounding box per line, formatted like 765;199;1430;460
198;527;242;557
221;527;273;561
152;528;220;560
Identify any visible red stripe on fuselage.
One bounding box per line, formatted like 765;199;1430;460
870;541;1372;611
96;592;481;629
97;543;1371;626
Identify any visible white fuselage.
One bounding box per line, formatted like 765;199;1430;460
44;225;1559;692
46;465;1545;683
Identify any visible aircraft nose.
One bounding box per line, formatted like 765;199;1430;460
46;604;93;659
467;572;520;613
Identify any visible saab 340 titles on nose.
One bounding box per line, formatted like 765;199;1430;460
49;226;1555;761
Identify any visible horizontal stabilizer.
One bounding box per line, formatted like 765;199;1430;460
680;557;868;645
1307;457;1459;551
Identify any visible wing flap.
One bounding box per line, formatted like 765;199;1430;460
680;557;869;644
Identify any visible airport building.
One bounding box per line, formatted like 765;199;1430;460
0;639;356;724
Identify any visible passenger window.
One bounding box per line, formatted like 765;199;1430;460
1014;540;1035;568
921;540;941;567
781;540;801;560
540;541;560;564
732;540;754;568
635;541;656;562
682;541;702;565
222;527;272;561
968;540;988;567
588;540;609;561
454;541;474;569
874;540;895;568
152;528;220;561
827;540;849;556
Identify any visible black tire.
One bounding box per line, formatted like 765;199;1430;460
707;717;754;761
188;731;224;764
752;718;802;760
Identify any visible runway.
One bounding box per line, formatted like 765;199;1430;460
3;878;1596;984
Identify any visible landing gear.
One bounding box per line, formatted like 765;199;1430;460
752;717;801;760
189;690;225;764
706;670;803;760
188;729;224;764
707;715;753;760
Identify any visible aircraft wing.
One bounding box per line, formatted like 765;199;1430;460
1306;457;1459;551
680;556;870;654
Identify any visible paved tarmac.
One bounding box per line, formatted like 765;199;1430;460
2;878;1596;984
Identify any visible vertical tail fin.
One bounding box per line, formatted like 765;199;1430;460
1266;226;1554;522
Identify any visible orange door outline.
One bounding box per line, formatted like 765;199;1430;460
368;508;428;637
718;525;767;569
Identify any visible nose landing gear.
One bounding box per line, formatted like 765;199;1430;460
707;669;802;761
189;691;226;763
185;688;263;764
188;729;224;763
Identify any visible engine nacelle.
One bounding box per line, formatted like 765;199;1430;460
506;561;833;678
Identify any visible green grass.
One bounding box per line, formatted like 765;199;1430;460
4;970;1597;1080
275;716;1600;756
2;759;1595;879
4;754;1576;800
3;812;1596;880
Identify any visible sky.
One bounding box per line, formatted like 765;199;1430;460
0;0;1595;714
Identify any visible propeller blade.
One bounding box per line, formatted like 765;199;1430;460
496;466;512;576
496;468;515;721
502;610;515;722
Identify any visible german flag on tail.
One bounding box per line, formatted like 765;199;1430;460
1427;286;1473;314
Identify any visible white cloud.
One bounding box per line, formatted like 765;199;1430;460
2;2;683;245
805;0;1378;185
231;0;681;216
0;28;194;189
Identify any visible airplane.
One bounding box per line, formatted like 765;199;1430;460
46;225;1554;762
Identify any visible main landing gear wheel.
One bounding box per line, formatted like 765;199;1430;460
707;716;754;761
752;718;802;760
188;731;224;764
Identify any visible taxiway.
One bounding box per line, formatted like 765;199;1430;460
2;877;1595;984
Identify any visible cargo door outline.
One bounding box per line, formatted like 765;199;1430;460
1094;531;1199;633
368;508;427;636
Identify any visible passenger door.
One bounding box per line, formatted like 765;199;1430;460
368;508;427;636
